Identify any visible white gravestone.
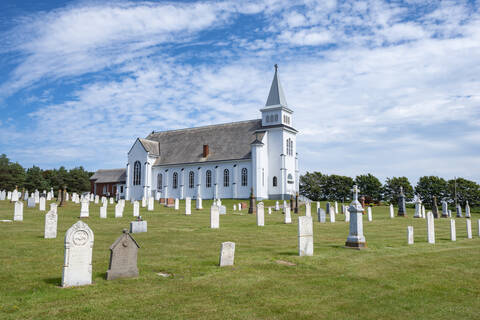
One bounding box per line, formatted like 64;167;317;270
133;201;139;217
298;216;313;256
130;220;147;233
219;205;227;215
39;197;46;211
147;197;154;211
44;210;58;239
46;192;52;201
196;197;203;210
174;198;179;210
450;219;456;241
210;205;220;229
185;197;191;215
115;204;123;218
466;219;472;239
268;207;272;215
284;206;292;224
275;201;280;211
27;197;35;208
256;202;265;227
110;197;114;205
11;190;19;202
441;200;448;218
233;204;237;211
345;208;350;222
219;242;235;267
100;206;107;219
330;207;335;223
61;221;94;287
421;205;426;218
335;201;338;214
426;211;435;244
345;185;366;249
318;208;326;223
80;199;89;218
367;207;372;222
14;201;23;221
34;191;40;204
305;202;311;217
389;204;394;219
50;203;57;214
407;226;414;245
465;201;471;218
414;199;422;218
94;195;99;204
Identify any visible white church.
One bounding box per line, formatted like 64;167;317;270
122;66;298;201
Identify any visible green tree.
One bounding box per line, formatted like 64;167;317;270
414;176;448;207
300;172;353;201
66;166;92;194
447;178;480;207
383;177;414;203
354;174;383;203
300;172;327;201
0;154;26;190
24;166;48;191
325;174;354;201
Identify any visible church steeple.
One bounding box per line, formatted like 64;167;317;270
265;64;287;107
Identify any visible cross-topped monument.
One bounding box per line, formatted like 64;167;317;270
352;185;360;202
345;185;367;249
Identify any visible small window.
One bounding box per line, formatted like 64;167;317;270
189;171;194;188
173;172;178;189
133;161;141;185
224;169;230;187
206;170;212;188
273;176;277;187
120;186;124;193
241;168;248;186
274;114;278;121
266;115;270;122
287;173;294;184
157;173;163;191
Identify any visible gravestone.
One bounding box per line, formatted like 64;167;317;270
130;218;147;233
465;201;471;218
448;210;452;217
466;219;472;239
50;203;57;214
421;205;426;218
432;196;439;218
367;207;372;222
441;200;448;218
80;199;89;218
39;197;46;211
219;205;227;215
345;185;366;249
100;206;107;219
305;202;311;217
110;197;114;205
27;197;35;208
456;204;463;218
147;197;154;211
450;219;456;241
219;242;235;267
233;204;237;211
283;200;287;212
318;208;326;223
298;216;313;256
407;226;414;245
23;190;28;201
330;207;335;223
106;230;140;280
174;198;179;210
11;190;19;202
34;190;40;204
284;206;292;224
7;191;11;200
196;197;203;210
210;205;220;229
133;201;139;217
61;221;94;287
44;210;58;239
275;201;279;211
115;203;123;218
268;207;272;215
256;202;265;227
47;192;52;201
335;201;338;214
345;208;350;222
426;211;435;244
94;195;99;204
326;202;331;216
414;198;422;218
14;201;23;221
389;204;394;219
185;197;191;215
397;187;406;216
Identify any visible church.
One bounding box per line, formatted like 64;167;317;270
92;66;299;201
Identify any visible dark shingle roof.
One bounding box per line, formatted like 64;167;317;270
90;169;126;183
146;119;263;166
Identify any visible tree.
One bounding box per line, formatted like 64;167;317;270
415;176;448;206
24;166;48;191
0;154;26;190
354;174;383;203
300;172;326;201
447;178;480;207
383;177;414;203
325;174;354;201
66;166;92;194
300;172;353;201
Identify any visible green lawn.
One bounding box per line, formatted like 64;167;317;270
0;199;479;319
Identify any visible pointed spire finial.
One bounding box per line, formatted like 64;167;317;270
274;64;278;72
265;64;287;107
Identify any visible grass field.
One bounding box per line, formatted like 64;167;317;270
0;199;479;320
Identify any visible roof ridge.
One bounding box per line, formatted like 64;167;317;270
149;119;261;136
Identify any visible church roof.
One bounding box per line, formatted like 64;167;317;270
265;64;287;107
146;119;264;166
90;169;126;183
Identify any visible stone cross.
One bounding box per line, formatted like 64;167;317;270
345;185;366;249
352;185;360;201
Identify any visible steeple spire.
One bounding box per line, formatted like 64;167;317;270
265;64;287;107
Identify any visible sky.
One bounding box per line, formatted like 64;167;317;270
0;0;479;185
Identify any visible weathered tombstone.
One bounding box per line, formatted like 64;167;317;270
275;201;280;211
326;202;331;216
450;219;456;241
27;197;35;208
268;207;272;215
44;210;58;239
407;226;414;245
305;202;311;217
7;191;11;200
106;230;140;280
34;190;40;204
248;188;256;214
318;208;326;223
397;187;406;216
50;203;58;214
345;185;366;249
89;193;94;202
46;192;52;201
456;204;463;218
334;201;338;214
441;200;448;218
432;196;439;218
110;197;114;205
330;206;335;223
196;197;203;210
174;198;179;210
94;195;99;204
147;197;154;211
219;205;227;215
421;205;426;218
298;216;313;256
115;203;123;218
426;211;435;244
130;217;147;233
448;209;452;218
389;204;394;219
345;207;350;222
185;197;191;215
100;206;107;219
210;205;220;229
367;207;372;222
80;199;89;218
133;201;139;217
23;190;28;201
61;221;94;287
466;219;472;239
284;206;292;224
414;198;422;218
14;201;23;221
283;200;287;212
256;202;265;227
465;201;471;218
39;197;46;211
11;189;19;202
219;242;235;267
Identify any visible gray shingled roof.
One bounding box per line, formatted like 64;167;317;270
146;119;264;166
139;138;160;155
90;169;126;183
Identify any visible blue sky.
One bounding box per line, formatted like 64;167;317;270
0;0;479;184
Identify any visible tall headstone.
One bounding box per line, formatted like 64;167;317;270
256;202;265;227
210;205;220;229
106;230;140;280
46;192;52;201
196;197;203;210
421;205;426;218
318;208;326;223
465;201;471;218
456;204;463;218
80;199;89;218
219;242;235;267
345;185;366;249
233;204;237;211
450;219;456;241
39;197;46;211
466;219;472;239
345;207;350;222
330;207;335;223
11;189;19;202
115;203;123;218
389;204;394;219
174;198;179;210
27;197;35;208
334;201;338;214
268;207;272;215
432;196;439;218
185;197;191;215
14;201;23;221
441;200;448;218
275;201;280;211
284;206;292;224
50;203;58;214
147;197;154;211
407;226;414;245
298;216;313;256
367;207;372;222
248;188;256;214
34;190;40;204
397;187;406;216
44;210;58;239
426;211;435;244
62;221;94;287
100;206;107;219
305;202;311;217
414;198;422;218
133;201;139;217
94;195;99;204
7;191;11;200
326;202;331;216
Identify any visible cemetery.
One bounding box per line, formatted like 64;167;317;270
0;191;478;319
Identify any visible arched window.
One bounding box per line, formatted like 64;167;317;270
275;114;278;121
273;176;277;187
286;138;293;156
266;115;270;122
157;173;162;191
173;172;178;189
224;169;230;187
241;168;248;186
133;161;141;185
287;173;293;183
189;171;194;188
206;170;212;188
